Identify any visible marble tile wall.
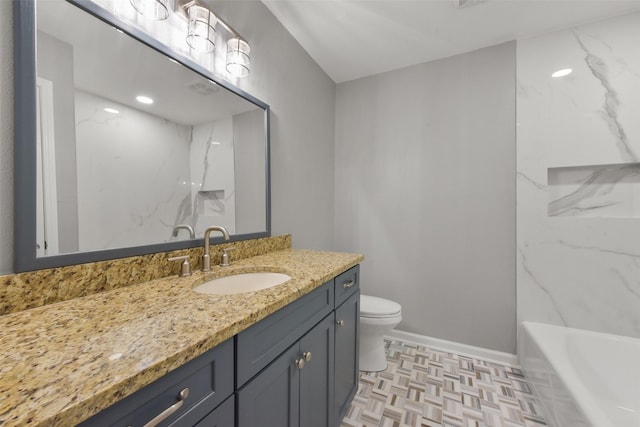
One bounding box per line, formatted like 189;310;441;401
74;91;243;254
517;11;640;337
75;90;193;252
0;234;291;316
189;118;237;236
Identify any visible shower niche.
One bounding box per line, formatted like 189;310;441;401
547;162;640;217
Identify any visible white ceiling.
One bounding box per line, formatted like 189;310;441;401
262;0;640;83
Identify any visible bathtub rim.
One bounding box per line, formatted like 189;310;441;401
518;321;638;427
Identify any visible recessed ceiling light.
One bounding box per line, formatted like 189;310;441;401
136;95;154;104
552;68;572;78
104;107;120;114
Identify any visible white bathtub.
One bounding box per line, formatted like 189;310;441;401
518;321;640;427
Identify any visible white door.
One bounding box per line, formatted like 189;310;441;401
36;77;59;256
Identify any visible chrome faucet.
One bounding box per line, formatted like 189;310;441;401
202;226;230;271
172;224;195;239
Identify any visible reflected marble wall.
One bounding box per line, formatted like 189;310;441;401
189;118;236;236
517;12;640;337
75;90;192;251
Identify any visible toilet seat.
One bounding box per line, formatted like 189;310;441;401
360;295;401;318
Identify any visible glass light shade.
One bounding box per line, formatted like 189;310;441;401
226;38;250;77
186;5;217;53
129;0;169;20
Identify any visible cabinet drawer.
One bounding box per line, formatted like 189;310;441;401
79;338;234;427
236;280;334;386
334;265;359;307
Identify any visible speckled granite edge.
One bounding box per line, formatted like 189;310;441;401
0;234;291;315
0;249;363;427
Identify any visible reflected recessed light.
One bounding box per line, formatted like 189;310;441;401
210;140;221;145
552;68;572;78
136;95;154;104
104;107;120;114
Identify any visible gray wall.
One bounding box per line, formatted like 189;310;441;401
334;42;516;353
0;0;337;274
209;1;336;251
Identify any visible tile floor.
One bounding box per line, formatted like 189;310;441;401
340;339;547;427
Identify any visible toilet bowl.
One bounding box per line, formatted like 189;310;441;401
359;295;402;372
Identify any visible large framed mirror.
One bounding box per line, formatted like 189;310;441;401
14;0;270;272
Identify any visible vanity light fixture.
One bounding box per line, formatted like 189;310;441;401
136;95;154;104
552;68;572;78
129;0;169;20
226;37;250;77
186;5;217;53
104;108;120;114
131;0;252;76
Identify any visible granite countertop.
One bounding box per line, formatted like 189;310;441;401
0;249;363;426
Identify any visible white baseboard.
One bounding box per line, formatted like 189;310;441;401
386;329;518;366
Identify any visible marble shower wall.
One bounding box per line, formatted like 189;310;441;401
517;11;640;337
68;91;239;253
75;90;192;252
189;118;237;236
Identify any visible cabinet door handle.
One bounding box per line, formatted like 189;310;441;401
295;358;305;369
342;280;355;289
303;351;312;362
336;320;345;327
135;388;189;427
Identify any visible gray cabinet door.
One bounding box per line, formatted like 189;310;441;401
193;395;235;427
237;344;300;427
334;290;360;424
236;281;334;387
299;314;335;427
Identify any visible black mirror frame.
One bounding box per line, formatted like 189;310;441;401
13;0;271;272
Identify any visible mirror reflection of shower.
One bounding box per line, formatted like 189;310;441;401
34;0;267;257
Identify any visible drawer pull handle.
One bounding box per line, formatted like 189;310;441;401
303;351;312;362
336;320;345;327
342;280;355;289
140;388;189;427
295;358;305;369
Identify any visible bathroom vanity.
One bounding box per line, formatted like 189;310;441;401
0;250;362;426
80;265;360;427
5;2;364;423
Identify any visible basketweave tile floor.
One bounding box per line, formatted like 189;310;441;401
340;339;547;427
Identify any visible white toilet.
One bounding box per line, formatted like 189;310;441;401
359;295;402;372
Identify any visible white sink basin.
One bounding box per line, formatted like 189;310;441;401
193;272;292;295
